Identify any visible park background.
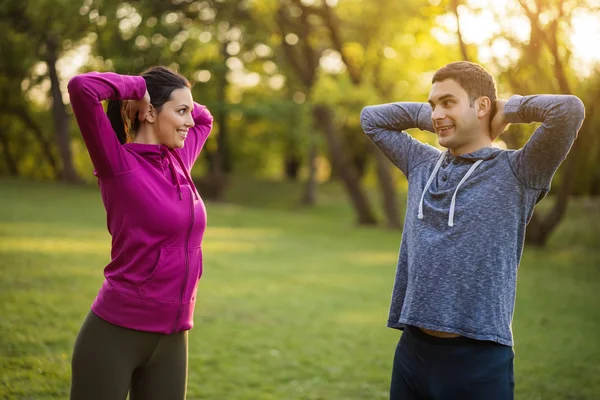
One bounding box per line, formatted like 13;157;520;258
1;0;599;398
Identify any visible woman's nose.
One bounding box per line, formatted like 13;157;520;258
186;113;195;128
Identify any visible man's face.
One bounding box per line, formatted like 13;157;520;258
428;79;482;153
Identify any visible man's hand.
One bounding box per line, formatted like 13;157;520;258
490;100;509;140
128;90;151;123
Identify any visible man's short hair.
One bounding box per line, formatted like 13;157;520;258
432;61;497;106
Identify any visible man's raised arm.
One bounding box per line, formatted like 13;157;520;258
360;102;439;177
503;95;585;189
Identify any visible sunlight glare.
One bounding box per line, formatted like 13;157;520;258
450;0;600;76
571;11;600;74
268;74;285;91
194;70;212;83
319;50;346;74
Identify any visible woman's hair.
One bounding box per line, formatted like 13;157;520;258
107;66;191;144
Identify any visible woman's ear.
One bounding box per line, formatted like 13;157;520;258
144;104;157;123
477;97;492;119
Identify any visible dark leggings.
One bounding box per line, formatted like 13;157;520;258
70;311;188;400
390;326;514;400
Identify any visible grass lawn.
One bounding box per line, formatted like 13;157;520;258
1;177;599;400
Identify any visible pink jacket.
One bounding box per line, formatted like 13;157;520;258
68;72;213;334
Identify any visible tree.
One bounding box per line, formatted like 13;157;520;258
315;0;404;228
275;0;378;224
0;8;61;179
449;0;600;246
306;0;449;228
495;0;597;246
0;0;102;182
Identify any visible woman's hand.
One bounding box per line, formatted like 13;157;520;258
128;90;151;123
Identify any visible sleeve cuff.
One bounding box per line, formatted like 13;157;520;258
417;103;434;132
124;75;147;101
504;95;525;124
192;103;213;125
111;74;146;100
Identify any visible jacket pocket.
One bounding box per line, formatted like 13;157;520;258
138;247;185;303
186;246;203;302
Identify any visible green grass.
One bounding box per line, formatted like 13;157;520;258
1;177;599;400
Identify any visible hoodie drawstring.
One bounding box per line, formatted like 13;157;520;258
418;151;483;227
163;149;200;201
163;150;183;200
169;149;200;200
447;160;482;227
418;151;446;220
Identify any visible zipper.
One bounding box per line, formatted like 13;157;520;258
172;185;194;334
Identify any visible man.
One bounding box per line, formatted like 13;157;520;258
360;61;585;400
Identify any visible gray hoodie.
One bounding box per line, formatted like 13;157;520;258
360;95;585;346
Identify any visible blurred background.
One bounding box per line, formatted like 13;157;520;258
2;0;599;224
1;0;599;399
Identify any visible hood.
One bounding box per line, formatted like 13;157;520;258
418;147;500;227
124;143;199;201
452;146;502;161
124;142;166;167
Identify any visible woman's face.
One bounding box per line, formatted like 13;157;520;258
154;87;195;149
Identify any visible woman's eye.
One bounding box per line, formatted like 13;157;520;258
179;109;186;115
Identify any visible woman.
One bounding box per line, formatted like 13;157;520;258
67;66;213;399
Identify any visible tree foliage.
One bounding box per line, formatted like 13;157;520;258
1;0;598;242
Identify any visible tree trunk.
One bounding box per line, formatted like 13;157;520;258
515;0;582;247
284;150;301;180
301;141;318;205
314;105;377;225
590;173;600;196
284;99;302;181
0;132;19;176
524;33;576;246
216;40;232;174
276;4;320;206
317;1;399;227
199;42;231;201
46;37;80;183
321;2;361;85
524;114;592;245
14;108;61;178
451;0;470;61
350;146;369;180
372;147;402;229
525;118;589;247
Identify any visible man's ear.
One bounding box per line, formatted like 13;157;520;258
477;97;492;119
144;104;157;123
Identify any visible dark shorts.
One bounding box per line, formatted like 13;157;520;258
390;325;514;400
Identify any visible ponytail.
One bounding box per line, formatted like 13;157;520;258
106;66;190;144
107;100;128;145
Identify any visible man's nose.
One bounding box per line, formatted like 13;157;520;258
432;107;445;121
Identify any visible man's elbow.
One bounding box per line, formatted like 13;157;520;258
360;106;376;134
565;95;586;123
561;95;586;144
